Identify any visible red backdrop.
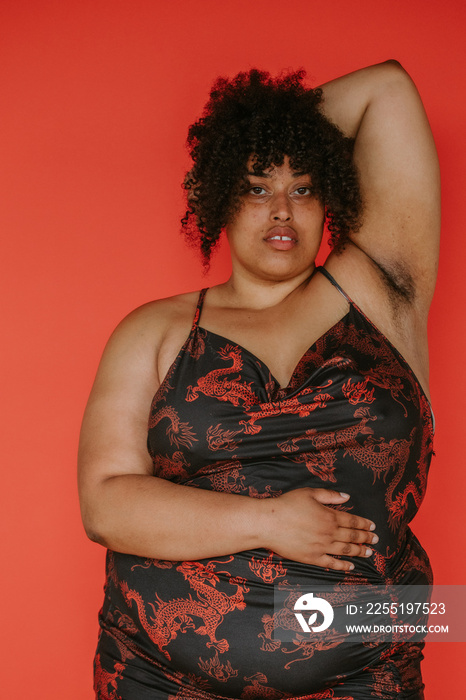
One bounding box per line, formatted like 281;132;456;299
1;0;464;696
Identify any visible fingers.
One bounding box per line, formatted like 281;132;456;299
335;511;376;533
315;541;376;571
337;527;379;546
323;527;379;565
328;541;374;558
310;490;376;533
311;488;351;504
316;554;356;572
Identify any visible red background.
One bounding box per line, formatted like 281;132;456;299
1;0;464;696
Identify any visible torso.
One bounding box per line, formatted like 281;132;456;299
96;266;433;697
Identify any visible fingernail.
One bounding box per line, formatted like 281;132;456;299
370;522;376;531
365;548;373;557
349;563;355;570
372;534;379;544
339;492;350;498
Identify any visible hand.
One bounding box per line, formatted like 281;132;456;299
260;488;377;571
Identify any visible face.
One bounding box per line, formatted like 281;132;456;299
225;157;325;283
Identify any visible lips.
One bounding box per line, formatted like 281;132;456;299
264;227;297;250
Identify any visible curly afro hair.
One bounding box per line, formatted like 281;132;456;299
181;69;362;265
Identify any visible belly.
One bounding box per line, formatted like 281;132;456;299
99;538;431;697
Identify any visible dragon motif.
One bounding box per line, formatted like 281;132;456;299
239;388;333;435
343;416;412;483
102;609;138;662
249;551;287;583
198;651;238;682
342;377;375;405
152;450;190;480
187;327;207;360
343;324;418;416
259;588;305;653
241;672;289;698
278;407;377;482
195;459;246;493
121;560;249;661
248;484;282;498
148;405;197;449
94;654;124;700
186;344;258;409
206;423;242;452
289;450;337;482
130;558;174;571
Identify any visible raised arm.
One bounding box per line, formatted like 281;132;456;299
320;61;440;309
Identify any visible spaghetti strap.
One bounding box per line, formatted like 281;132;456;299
316;266;352;303
191;288;209;331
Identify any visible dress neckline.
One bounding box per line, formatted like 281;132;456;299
192;268;434;432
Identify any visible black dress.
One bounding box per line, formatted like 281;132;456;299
95;267;434;699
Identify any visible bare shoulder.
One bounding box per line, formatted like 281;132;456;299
111;289;200;342
89;289;201;400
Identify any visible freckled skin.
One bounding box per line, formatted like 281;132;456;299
225;158;325;285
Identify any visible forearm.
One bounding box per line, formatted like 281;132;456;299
80;471;376;568
81;473;266;560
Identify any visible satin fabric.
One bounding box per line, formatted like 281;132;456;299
95;268;433;699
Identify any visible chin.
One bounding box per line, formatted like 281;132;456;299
254;260;315;282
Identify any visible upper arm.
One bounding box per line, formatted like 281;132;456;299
78;304;162;527
321;61;440;307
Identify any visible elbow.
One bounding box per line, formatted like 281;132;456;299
83;522;108;547
79;500;110;548
384;59;403;69
372;60;415;98
382;59;411;81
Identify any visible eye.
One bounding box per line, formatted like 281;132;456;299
293;186;312;196
249;186;267;195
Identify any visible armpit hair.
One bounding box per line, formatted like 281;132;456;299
376;260;416;306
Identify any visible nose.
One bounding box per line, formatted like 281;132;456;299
270;191;292;222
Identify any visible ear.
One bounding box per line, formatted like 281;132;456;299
183;169;199;206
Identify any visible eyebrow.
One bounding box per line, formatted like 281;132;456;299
246;170;309;178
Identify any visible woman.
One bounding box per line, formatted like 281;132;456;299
79;62;439;699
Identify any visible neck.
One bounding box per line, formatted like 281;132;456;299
218;265;316;310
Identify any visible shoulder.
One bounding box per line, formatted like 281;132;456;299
108;290;201;349
93;290;202;392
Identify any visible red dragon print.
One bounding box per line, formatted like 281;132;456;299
194;459;246;493
186;345;258;409
206;423;242;452
249;551;287;583
121;561;249;661
344;424;414;485
94;654;125;700
281;631;347;669
278;407;377;482
148;405;197;449
239;389;334;435
152;450;190;480
248;485;283;498
198;651;238;682
241;672;290;698
342;377;375;405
